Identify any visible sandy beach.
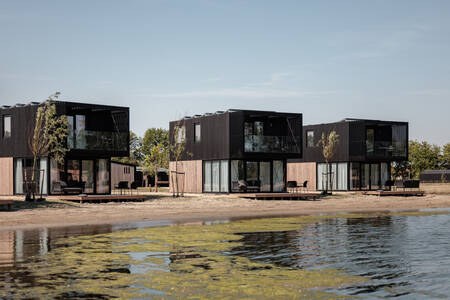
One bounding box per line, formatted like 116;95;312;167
1;192;449;231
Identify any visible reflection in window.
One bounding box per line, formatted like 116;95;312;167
96;159;110;193
3;115;11;138
194;123;201;143
307;131;314;147
176;125;185;143
273;160;284;192
392;125;407;157
366;128;374;154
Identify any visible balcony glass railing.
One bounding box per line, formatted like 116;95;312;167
365;141;407;157
69;130;128;152
244;135;301;153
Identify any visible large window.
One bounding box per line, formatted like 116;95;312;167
203;160;229;193
194;123;201;143
3;115;11;138
366;128;374;154
176;125;185;143
392;125;407;157
317;163;348;191
14;158;48;195
96;159;110;193
306;131;314;147
273;160;284;192
350;162;360;190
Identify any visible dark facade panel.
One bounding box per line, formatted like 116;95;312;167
170;109;303;162
170;112;230;161
289;121;349;163
0;101;130;159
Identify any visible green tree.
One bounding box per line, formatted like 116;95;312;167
142;128;169;155
317;131;339;193
442;143;450;169
112;131;144;165
408;140;441;178
141;128;170;190
28;92;68;200
145;142;169;192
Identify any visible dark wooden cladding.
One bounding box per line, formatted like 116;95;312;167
289;119;408;164
170;109;303;161
0;104;38;158
170;112;230;161
0;101;130;159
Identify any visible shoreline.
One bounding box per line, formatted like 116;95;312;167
0;193;449;231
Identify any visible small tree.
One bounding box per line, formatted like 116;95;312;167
27;92;68;201
170;120;188;197
145;142;169;192
317;130;339;194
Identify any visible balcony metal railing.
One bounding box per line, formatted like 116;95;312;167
244;135;301;153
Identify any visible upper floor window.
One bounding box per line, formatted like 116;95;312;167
366;128;374;154
3;115;11;138
194;123;201;143
306;130;314;147
175;125;185;143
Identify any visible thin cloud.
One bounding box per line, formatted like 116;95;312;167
143;88;336;99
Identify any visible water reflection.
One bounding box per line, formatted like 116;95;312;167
1;212;449;299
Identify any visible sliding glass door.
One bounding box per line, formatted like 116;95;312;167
82;160;95;193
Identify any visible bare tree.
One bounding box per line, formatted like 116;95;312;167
27;92;68;201
317;130;339;194
170;119;189;197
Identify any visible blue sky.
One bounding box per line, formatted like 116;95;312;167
1;0;449;145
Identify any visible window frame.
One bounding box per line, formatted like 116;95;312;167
306;130;314;148
194;123;201;143
3;115;11;138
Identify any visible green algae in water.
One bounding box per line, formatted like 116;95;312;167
1;215;375;299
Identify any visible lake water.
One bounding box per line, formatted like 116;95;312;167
0;210;449;299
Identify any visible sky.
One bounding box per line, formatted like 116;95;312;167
1;0;449;145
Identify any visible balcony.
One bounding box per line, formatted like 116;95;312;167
366;141;407;158
68;130;128;152
244;135;301;153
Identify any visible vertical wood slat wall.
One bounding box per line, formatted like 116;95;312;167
0;157;13;195
286;162;317;191
169;160;202;193
111;162;135;189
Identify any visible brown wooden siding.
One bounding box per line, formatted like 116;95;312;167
0;157;13;195
111;162;135;188
0;231;14;266
169;160;202;193
287;162;317;190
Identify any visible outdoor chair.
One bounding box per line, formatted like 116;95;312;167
286;181;299;193
384;180;394;191
130;181;139;195
115;181;129;195
299;180;308;193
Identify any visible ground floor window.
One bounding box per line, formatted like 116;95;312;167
14;157;48;195
229;160;285;193
317;162;348;191
349;162;390;191
203;160;229;192
49;158;110;194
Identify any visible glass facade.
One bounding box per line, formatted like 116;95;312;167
365;124;408;158
349;162;390;191
3;115;11;138
14;158;48;195
203;160;229;193
273;160;284;192
244;119;301;154
260;162;271;192
67;114;128;152
96;159;110;193
82;160;95;193
317;163;348;191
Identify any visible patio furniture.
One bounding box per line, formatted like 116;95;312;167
115;181;129;195
287;181;299;193
384;180;394;191
52;181;84;194
299;180;308;192
394;180;420;191
130;181;139;195
237;180;260;193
